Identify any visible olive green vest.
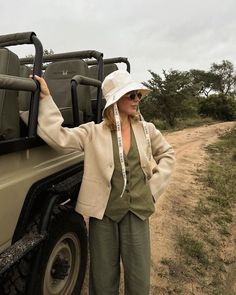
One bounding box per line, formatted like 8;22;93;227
105;127;155;222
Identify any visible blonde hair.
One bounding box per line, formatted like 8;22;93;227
103;104;140;131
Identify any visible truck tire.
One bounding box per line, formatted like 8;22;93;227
0;206;88;295
0;257;32;295
32;206;88;295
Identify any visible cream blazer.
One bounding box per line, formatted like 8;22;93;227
36;96;175;219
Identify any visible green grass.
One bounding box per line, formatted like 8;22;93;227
174;126;236;294
176;232;209;267
193;126;236;293
199;128;236;232
151;116;217;131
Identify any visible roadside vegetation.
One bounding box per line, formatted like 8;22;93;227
158;127;236;295
141;59;236;131
151;116;216;132
193;128;236;294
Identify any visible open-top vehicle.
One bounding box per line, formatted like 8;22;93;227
0;31;130;295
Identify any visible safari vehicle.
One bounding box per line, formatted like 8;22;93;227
0;31;130;295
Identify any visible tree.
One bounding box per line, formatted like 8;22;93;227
189;69;218;97
24;49;54;70
43;49;54;56
210;60;236;95
143;69;199;127
199;94;236;121
25;48;54;58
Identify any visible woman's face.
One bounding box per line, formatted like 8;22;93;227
117;91;142;116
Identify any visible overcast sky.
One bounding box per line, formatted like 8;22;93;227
1;0;236;82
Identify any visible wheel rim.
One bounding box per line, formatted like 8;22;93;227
43;232;81;295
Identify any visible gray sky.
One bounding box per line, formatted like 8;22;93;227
1;0;236;82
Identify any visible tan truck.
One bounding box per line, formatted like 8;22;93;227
0;31;130;295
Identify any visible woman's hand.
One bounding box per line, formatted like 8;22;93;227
34;75;51;99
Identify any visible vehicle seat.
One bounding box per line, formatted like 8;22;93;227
89;63;118;113
44;60;93;126
0;48;20;140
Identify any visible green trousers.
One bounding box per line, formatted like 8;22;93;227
89;212;150;295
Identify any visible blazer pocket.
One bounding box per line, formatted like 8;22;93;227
78;177;103;206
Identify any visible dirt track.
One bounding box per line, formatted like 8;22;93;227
81;121;236;294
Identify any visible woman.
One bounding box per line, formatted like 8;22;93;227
35;69;175;295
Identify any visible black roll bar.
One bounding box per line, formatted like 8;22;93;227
71;76;102;125
20;50;104;82
0;31;43;138
20;50;104;123
0;32;36;47
28;35;43;137
20;50;103;64
87;57;131;73
0;74;37;92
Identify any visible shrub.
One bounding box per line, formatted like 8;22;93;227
199;94;236;121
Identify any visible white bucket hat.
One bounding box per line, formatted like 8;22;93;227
102;69;150;113
101;69;152;198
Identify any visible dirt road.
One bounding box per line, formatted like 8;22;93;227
81;121;236;294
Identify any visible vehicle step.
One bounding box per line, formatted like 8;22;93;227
0;232;45;275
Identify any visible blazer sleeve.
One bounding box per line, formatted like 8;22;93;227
36;96;93;153
147;122;175;201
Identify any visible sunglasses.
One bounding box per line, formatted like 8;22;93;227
124;91;142;100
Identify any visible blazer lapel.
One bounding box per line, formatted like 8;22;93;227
100;122;114;173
